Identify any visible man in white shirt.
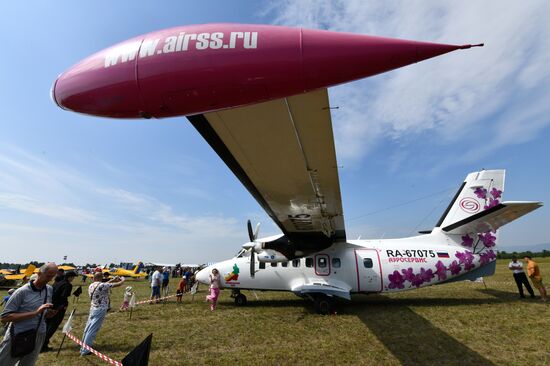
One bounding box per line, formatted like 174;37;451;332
508;255;535;299
80;273;125;355
150;267;162;303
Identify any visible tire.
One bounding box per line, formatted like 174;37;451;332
235;294;247;306
314;295;334;315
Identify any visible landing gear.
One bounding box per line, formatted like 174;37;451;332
231;289;247;306
314;294;335;315
235;294;247;306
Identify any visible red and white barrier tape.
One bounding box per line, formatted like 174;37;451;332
135;294;177;305
65;332;122;366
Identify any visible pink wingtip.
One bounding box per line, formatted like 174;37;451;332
459;43;484;49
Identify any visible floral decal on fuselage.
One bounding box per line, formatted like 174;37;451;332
461;186;502;254
387;249;496;290
386;186;501;291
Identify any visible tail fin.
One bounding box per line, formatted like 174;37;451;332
134;262;144;274
23;264;36;278
435;170;505;230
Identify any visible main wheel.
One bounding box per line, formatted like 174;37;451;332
235;293;247;306
314;295;334;315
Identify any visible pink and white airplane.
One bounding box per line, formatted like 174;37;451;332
53;24;541;313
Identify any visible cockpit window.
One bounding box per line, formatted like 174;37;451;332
235;249;250;258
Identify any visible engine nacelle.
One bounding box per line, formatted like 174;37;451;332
256;249;288;263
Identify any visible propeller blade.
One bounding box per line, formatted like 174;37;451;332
250;251;255;278
247;220;254;242
253;222;261;240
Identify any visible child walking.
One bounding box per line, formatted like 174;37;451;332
120;286;133;311
176;277;186;303
206;268;221;311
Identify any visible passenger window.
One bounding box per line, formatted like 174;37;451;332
332;258;341;268
259;262;265;269
363;258;373;268
317;257;327;268
305;258;313;267
292;259;300;268
281;261;288;267
271;262;277;267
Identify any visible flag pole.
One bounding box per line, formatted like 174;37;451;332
55;334;67;358
56;309;76;358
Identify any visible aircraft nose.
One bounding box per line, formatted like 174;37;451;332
196;267;210;285
52;39;143;118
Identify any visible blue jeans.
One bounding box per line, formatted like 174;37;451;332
81;307;107;355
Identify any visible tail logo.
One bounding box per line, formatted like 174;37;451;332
459;198;480;213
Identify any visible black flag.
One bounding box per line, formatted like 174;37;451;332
72;286;83;297
122;334;153;366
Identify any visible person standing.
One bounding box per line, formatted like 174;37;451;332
80;273;125;355
0;263;58;366
206;269;221;311
161;267;170;298
41;271;77;352
508;256;535;299
524;256;547;301
150;267;162;303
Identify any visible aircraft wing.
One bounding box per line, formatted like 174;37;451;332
188;89;346;250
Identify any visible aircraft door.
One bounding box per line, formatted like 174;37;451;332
355;249;382;292
314;254;330;276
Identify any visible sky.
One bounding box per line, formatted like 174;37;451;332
1;1;549;265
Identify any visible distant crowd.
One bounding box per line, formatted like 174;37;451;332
0;262;204;365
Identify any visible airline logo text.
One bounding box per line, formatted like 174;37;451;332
386;249;435;263
104;31;258;68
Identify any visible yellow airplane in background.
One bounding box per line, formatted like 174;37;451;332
13;264;76;275
0;265;36;288
87;262;147;279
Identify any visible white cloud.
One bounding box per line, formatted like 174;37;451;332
0;146;246;264
269;1;550;167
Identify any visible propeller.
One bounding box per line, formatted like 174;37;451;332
244;220;261;278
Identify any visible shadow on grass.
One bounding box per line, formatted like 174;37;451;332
347;294;515;307
348;296;495;366
477;288;527;301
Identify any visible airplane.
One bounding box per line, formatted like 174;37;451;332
85;262;147;279
53;23;542;313
58;265;77;272
0;265;36;288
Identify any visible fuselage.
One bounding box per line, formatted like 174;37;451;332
196;230;496;297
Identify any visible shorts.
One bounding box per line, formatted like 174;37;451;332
151;286;161;297
176;290;183;296
530;277;543;288
162;280;169;288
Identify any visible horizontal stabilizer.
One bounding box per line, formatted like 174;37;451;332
442;201;542;234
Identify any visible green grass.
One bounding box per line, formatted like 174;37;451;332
2;258;549;365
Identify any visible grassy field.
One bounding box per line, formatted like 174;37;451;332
2;258;549;365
